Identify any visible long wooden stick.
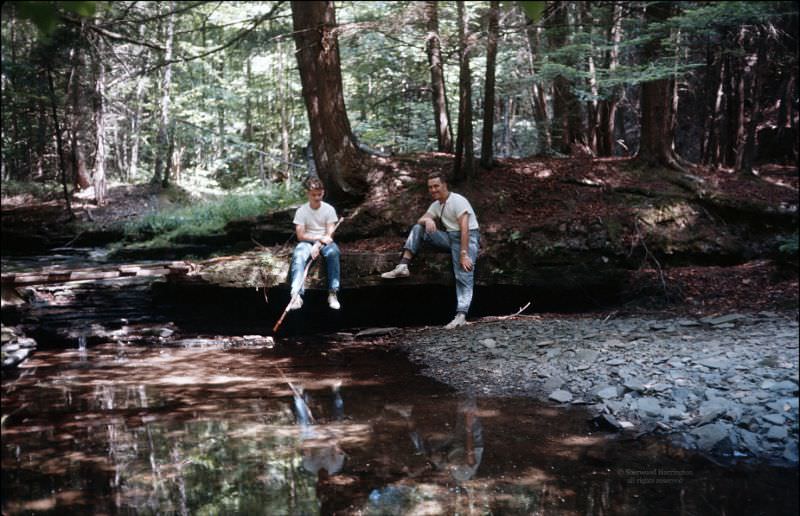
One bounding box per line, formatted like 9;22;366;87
272;218;343;333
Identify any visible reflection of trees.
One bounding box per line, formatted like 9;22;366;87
109;416;320;514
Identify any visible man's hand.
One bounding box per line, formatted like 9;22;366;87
422;218;436;234
460;253;473;272
320;235;333;245
311;241;322;260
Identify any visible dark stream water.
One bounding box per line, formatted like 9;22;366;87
2;252;798;515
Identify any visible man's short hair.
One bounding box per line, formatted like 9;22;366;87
427;171;448;184
304;177;325;191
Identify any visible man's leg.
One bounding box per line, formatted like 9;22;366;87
321;243;341;309
445;230;479;328
382;224;449;278
289;242;313;297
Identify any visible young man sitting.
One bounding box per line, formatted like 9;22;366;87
287;178;341;311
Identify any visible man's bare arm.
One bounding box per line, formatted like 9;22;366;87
458;213;473;271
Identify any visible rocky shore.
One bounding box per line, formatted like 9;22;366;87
398;311;799;466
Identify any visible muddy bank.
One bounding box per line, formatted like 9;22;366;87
396;311;799;466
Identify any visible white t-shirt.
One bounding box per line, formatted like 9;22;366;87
425;193;479;232
293;202;338;240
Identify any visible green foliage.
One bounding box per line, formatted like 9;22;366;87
777;233;798;256
518;1;546;23
119;185;303;245
0;179;62;200
12;1;95;35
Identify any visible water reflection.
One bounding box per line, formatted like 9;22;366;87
2;341;798;515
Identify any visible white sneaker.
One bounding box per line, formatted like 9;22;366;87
287;295;303;311
381;263;410;279
444;313;467;329
328;292;341;310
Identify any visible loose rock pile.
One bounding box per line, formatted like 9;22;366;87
1;326;37;370
399;312;799;465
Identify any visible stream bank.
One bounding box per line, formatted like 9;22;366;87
396;310;799;467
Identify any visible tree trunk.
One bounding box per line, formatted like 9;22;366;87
453;1;475;183
584;3;599;155
502;96;513;156
9;12;20;180
636;2;685;170
737;28;768;175
278;40;292;183
424;1;453;153
47;68;74;220
68;44;91;191
291;1;366;204
596;2;621;157
216;56;225;161
549;2;581;155
480;0;499;168
152;1;175;187
92;31;107;206
524;24;550;154
700;42;722;165
244;56;253;176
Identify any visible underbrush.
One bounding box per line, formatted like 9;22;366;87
117;184;303;248
1;179;63;203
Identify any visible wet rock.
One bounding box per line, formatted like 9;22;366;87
769;380;799;393
541;376;565;393
761;414;786;425
784;442;799;463
355;327;398;338
549;390;573;403
691;423;732;450
623;378;646;392
696;357;730;369
480;338;497;349
700;314;745;325
766;426;788;441
739;429;762;454
595;386;619;400
591;413;623;432
636;397;662;417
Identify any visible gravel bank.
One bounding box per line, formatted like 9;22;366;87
398;311;799;466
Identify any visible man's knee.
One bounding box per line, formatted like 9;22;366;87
322;243;340;258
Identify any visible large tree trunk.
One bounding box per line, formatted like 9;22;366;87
152;2;175;187
549;2;581;155
291;1;366;204
46;68;74;219
92;31;107;206
700;41;723;166
735;27;767;175
636;2;685;170
453;1;475;183
424;1;453;153
68;44;91;191
480;0;500;168
596;2;622;157
524;23;551;154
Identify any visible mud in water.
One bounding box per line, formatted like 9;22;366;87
2;335;797;515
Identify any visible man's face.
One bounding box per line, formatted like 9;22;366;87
307;188;324;207
427;178;448;202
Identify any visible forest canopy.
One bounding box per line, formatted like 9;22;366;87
1;1;797;206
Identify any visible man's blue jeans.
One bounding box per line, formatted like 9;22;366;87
290;241;340;297
404;224;480;314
